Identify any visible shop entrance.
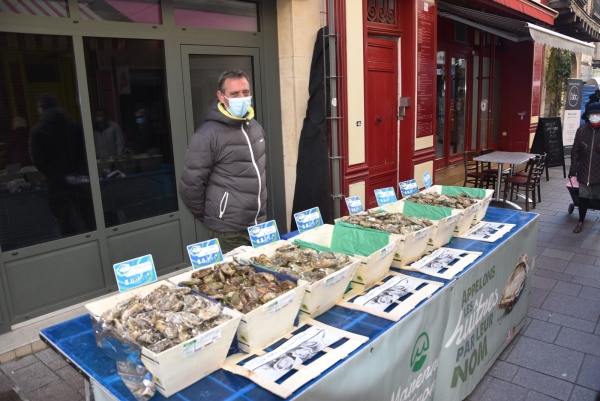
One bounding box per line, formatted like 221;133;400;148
365;36;398;208
180;46;263;242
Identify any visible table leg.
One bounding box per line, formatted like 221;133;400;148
493;163;523;210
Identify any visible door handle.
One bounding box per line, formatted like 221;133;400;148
375;116;382;123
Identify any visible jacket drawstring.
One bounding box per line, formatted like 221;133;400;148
219;192;229;218
241;122;262;225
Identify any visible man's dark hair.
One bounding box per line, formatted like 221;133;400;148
218;70;250;94
37;93;57;110
97;107;108;115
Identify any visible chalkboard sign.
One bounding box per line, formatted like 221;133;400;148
530;117;566;180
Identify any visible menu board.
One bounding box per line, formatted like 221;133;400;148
530;117;566;178
416;0;436;138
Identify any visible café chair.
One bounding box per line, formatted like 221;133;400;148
513;153;546;203
502;158;543;211
463;150;496;188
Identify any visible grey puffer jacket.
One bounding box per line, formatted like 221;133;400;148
569;123;600;186
179;99;267;232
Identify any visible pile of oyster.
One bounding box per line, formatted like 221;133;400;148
405;193;479;209
100;285;231;353
179;261;296;314
250;243;352;283
339;210;433;234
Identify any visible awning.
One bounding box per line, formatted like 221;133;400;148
438;2;595;55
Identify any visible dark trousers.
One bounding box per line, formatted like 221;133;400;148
203;224;252;254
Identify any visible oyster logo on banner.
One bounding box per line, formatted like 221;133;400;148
411;332;430;372
445;266;498;388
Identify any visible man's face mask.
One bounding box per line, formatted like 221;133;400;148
590;114;600;124
96;116;105;124
136;117;145;124
224;95;252;118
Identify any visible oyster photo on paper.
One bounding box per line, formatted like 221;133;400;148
498;254;530;313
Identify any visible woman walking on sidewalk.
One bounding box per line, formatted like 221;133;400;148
569;102;600;233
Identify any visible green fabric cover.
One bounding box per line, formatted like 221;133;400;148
401;201;453;220
440;186;486;199
330;221;391;257
292;239;333;253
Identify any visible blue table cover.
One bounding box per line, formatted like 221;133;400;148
40;207;536;401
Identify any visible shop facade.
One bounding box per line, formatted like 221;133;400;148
0;0;287;334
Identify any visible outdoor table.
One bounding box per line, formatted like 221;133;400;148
473;151;537;210
39;207;539;401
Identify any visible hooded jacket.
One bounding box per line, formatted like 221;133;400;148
569;123;600;186
179;99;267;232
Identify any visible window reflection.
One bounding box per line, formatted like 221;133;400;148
450;57;466;155
174;0;258;32
0;33;96;251
436;50;445;159
0;0;69;18
78;0;161;24
83;38;177;228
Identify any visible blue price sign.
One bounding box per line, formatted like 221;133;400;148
294;207;323;233
399;179;419;198
422;171;433;189
374;187;397;206
113;255;157;292
187;239;224;269
247;220;280;248
345;196;364;215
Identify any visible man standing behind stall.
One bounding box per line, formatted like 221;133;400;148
179;70;267;253
94;108;124;161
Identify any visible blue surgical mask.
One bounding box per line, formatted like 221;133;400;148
95;117;105;124
136;117;145;124
224;95;252;118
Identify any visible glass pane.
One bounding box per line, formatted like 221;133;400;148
174;0;258;32
188;55;254;130
83;38;177;228
471;56;479;150
450;57;466;155
492;58;501;144
480;57;490;148
78;0;161;24
436;51;445;159
0;33;96;252
0;0;69;17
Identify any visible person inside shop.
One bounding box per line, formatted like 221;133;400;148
29;93;96;235
179;69;267;253
132;108;159;155
94;108;125;161
569;101;600;234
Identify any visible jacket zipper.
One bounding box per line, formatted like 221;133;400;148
241;123;262;225
589;127;596;185
219;192;229;218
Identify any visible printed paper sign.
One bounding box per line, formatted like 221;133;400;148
352;276;422;312
399;179;419;198
187;239;223;269
410;248;480;276
422;171;433;189
113;254;157;292
294;207;324;233
456;221;515;242
345;196;364;215
248;220;280;248
375;187;397;206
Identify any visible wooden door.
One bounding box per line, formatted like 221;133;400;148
365;37;398;208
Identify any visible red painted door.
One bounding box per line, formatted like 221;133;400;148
365;37;398;208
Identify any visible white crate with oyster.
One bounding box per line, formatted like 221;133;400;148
85;280;242;397
237;240;360;318
169;259;308;353
292;224;400;290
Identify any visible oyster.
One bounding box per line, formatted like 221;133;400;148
406;192;480;209
339;210;432;234
498;254;530;313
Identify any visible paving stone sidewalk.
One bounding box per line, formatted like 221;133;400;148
0;166;598;401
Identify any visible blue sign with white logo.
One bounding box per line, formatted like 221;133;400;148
248;220;280;248
345;196;364;215
374;187;397;206
422;171;433;189
187;239;224;269
113;254;157;292
399;179;419;198
294;207;323;233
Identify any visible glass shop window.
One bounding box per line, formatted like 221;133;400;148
78;0;161;24
174;0;258;32
0;32;96;252
0;0;69;18
82;38;177;228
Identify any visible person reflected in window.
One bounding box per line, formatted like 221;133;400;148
6;116;31;167
132;108;158;155
29;93;96;235
94;108;124;161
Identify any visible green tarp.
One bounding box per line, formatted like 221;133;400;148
292;238;334;253
330;221;390;257
401;201;453;220
439;186;486;199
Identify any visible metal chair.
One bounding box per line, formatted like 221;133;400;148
502;159;543;211
463;151;496;188
514;153;546;203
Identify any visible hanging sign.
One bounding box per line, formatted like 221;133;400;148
374;187;397;206
563;78;583;147
248;220;280;248
187;239;224;269
113;254;157;292
399;179;419;198
294;207;324;233
422;171;433;189
345;196;364;215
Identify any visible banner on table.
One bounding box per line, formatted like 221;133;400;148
433;218;538;400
